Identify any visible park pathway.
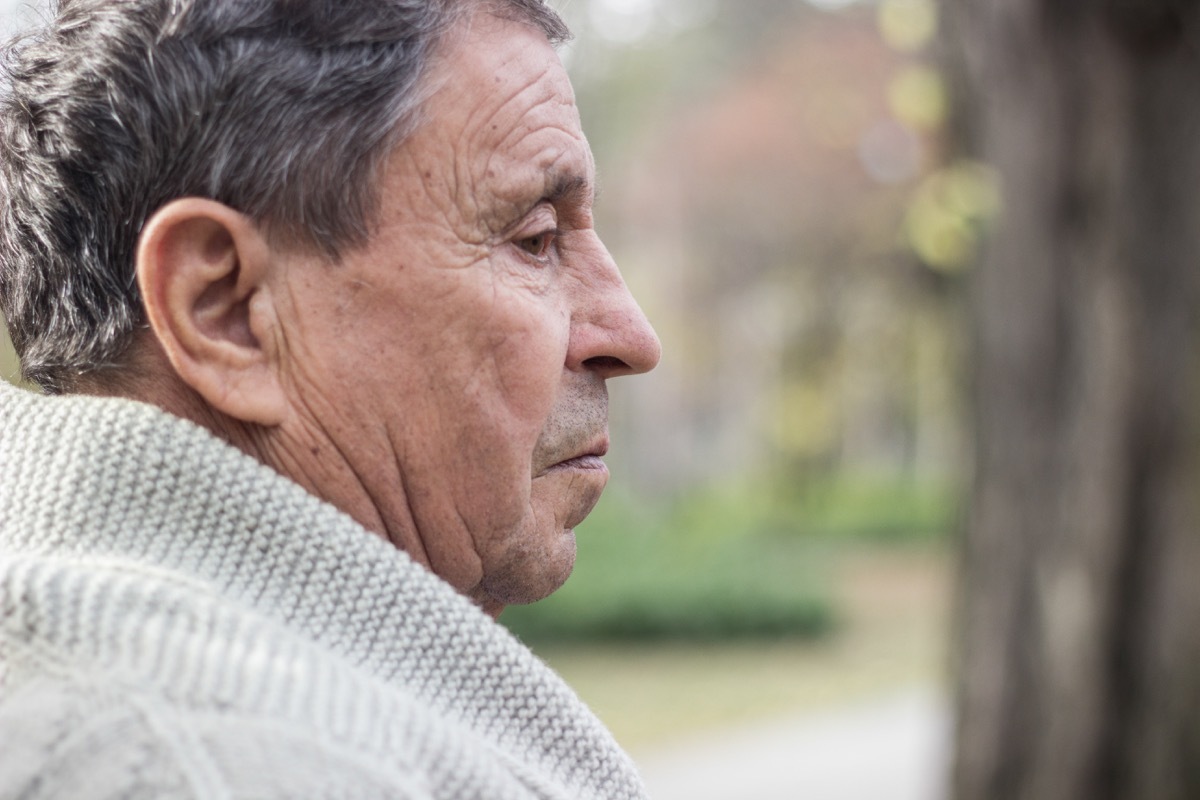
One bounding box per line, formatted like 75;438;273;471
634;688;950;800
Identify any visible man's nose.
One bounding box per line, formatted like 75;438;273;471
567;237;662;379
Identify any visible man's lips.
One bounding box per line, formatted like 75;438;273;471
540;438;609;475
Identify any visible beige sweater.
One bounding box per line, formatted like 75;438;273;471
0;381;646;799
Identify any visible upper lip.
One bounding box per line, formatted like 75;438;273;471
561;437;609;464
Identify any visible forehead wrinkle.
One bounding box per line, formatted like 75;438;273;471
446;97;568;241
410;21;587;240
461;63;572;157
493;144;590;196
450;146;483;236
375;148;475;253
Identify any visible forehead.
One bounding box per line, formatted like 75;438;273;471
412;11;593;208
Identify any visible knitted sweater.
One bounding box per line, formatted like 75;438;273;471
0;381;646;799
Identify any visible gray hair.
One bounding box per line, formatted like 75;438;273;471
0;0;569;393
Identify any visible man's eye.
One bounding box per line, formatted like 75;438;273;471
516;230;557;260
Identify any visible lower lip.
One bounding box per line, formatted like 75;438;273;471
550;455;608;473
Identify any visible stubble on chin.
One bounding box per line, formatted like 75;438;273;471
479;519;578;606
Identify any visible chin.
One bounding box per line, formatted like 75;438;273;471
479;526;578;606
479;471;605;606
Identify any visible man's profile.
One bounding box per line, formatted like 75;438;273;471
0;0;660;795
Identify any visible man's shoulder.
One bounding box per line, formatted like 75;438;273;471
0;550;412;727
0;554;486;799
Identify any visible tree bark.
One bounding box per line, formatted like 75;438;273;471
946;1;1200;798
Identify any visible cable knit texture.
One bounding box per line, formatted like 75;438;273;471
0;381;647;799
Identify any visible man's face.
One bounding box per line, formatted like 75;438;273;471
269;10;660;612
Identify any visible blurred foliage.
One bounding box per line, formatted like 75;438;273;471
502;488;836;644
556;0;980;503
501;473;955;644
768;472;956;541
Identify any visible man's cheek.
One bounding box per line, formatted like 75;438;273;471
453;436;536;527
487;311;568;413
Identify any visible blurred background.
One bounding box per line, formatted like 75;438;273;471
3;0;1197;798
509;3;968;796
0;0;990;797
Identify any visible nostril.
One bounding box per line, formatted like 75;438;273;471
582;355;629;373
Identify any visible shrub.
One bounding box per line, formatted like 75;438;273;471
501;488;837;644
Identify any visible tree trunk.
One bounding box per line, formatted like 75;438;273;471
946;1;1200;798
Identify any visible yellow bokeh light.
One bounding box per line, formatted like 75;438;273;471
878;0;938;53
887;65;947;131
904;161;1002;272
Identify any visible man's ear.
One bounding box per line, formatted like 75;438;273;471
137;198;287;426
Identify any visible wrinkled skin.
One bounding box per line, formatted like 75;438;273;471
261;10;661;615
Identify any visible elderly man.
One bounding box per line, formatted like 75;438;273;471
0;0;660;796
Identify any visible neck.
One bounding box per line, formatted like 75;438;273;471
75;342;502;618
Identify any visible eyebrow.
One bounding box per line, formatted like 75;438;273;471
545;172;593;205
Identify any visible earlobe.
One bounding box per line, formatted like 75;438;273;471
137;198;288;426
